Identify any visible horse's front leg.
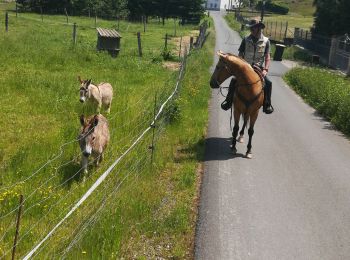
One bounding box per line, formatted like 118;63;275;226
246;111;259;159
231;110;241;154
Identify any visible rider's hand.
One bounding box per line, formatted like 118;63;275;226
262;68;268;77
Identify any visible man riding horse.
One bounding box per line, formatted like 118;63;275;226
221;18;274;114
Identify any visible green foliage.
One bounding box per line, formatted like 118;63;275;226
285;68;350;134
313;0;350;36
0;10;206;258
257;0;289;14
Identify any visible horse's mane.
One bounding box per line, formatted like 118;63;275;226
225;52;254;73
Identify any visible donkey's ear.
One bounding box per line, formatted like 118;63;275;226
78;76;83;84
93;115;99;127
80;115;85;126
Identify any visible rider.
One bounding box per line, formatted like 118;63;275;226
221;18;274;114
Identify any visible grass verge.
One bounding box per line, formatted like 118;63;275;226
0;9;213;258
284;67;350;135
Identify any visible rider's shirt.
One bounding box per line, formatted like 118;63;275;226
239;34;270;67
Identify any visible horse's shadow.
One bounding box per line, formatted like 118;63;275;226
204;137;245;161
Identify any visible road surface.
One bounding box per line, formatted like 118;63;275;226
195;11;350;260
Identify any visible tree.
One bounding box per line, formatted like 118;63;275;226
313;0;350;36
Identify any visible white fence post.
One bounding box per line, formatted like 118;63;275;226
328;36;337;67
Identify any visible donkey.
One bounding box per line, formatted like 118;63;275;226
78;76;113;114
78;114;110;178
210;51;264;158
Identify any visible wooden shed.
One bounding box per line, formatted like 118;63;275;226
96;28;122;57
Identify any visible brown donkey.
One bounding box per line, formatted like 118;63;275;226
210;51;264;158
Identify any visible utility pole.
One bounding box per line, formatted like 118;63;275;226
260;0;266;22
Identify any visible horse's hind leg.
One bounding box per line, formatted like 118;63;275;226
238;116;248;143
246;111;258;159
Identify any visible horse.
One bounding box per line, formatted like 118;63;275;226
210;50;264;159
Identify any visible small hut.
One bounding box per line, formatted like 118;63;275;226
96;28;122;57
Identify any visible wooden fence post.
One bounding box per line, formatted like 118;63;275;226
174;19;177;36
274;21;277;40
164;33;168;49
137;32;142;57
5;11;8;32
279;22;283;41
73;23;77;45
64;8;69;24
11;195;24;260
40;6;43;22
15;1;18;18
179;36;182;58
347;57;350;76
143;15;146;33
95;15;97;28
284;21;288;40
190;36;193;50
149;92;157;166
328;36;338;67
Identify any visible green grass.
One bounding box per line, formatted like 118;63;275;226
0;9;213;258
264;13;314;30
285;68;350;135
279;0;315;16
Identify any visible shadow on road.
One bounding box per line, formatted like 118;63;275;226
204;137;245;161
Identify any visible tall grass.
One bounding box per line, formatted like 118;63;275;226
0;9;210;258
285;67;350;135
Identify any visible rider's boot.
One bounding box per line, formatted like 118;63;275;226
221;79;236;111
263;79;274;114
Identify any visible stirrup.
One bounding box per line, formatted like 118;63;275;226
221;100;232;111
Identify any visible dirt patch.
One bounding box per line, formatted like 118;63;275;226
163;61;181;71
171;30;200;57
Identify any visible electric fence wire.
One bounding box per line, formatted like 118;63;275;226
22;56;187;260
0;113;153;245
37;147;149;258
0;10;184;192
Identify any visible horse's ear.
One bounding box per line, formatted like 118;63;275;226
78;76;83;84
86;79;92;86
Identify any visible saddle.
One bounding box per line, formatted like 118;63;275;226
252;64;265;85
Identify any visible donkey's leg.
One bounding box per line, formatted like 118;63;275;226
231;110;241;154
238;115;248;143
246;111;259;159
82;156;89;182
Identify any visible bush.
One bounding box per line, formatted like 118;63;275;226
257;1;289;15
284;68;350;135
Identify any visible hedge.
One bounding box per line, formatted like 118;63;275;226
284;67;350;135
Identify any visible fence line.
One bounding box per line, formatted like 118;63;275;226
22;51;188;259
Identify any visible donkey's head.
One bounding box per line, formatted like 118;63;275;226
78;115;99;157
78;76;92;103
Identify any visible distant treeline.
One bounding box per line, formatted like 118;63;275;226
16;0;205;24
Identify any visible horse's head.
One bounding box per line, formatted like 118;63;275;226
210;51;247;89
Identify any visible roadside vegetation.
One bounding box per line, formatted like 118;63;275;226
0;6;214;258
285;68;350;135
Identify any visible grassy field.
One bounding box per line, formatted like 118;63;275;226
0;6;214;258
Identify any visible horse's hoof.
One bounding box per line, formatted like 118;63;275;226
237;136;244;143
246;153;253;159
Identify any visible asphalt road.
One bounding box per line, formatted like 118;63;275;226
195;11;350;260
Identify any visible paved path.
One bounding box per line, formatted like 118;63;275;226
195;11;350;260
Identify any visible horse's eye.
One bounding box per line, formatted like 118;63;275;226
92;136;96;141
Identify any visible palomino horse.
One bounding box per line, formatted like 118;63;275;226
210;51;264;158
